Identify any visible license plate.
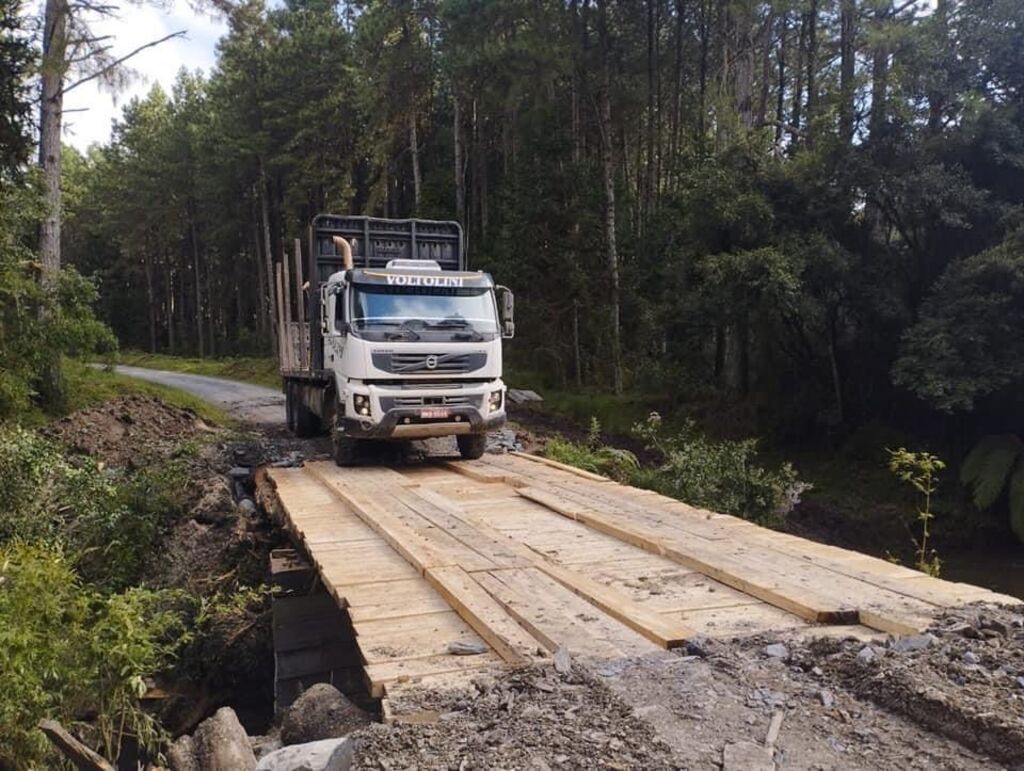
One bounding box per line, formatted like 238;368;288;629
420;408;451;419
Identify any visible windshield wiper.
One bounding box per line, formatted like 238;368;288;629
360;320;421;341
427;318;484;341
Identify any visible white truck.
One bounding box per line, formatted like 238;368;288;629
280;215;514;465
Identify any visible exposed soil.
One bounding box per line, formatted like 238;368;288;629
351;664;677;770
351;607;1024;770
46;395;214;468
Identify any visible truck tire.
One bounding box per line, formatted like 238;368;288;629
291;384;321;438
333;431;359;466
457;433;487;460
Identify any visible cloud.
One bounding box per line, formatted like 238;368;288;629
62;0;227;151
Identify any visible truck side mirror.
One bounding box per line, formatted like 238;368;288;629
496;286;515;339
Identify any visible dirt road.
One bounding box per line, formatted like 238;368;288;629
111;365;285;425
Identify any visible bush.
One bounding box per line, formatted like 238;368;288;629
0;426;187;589
0;542;185;767
632;413;808;526
543;418;640;482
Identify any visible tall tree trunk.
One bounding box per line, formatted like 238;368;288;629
37;0;69;408
596;0;623;395
453;96;466;224
253;211;267;339
805;0;819;147
166;266;176;355
733;5;755;131
839;0;857;144
144;253;157;354
869;1;892;140
775;13;788;150
790;12;806;146
259;162;279;357
188;199;204;357
409;113;421;215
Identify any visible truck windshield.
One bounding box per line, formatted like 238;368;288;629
350;285;498;341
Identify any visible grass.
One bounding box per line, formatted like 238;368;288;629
117;350;280;389
58;360;233;426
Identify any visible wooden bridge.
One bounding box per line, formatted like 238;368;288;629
259;452;1016;718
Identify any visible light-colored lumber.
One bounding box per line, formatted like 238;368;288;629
364;652;503;698
474;568;659;659
510;450;613;482
531;559;693;648
425;565;547;664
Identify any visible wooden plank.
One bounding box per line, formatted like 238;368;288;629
510;451;613;482
307;463;495;573
425;565;548;665
661;603;806;638
517;485;847;623
436;459;524;487
475;568;658;659
357;610;487;664
531;559;693;648
364;652;503;698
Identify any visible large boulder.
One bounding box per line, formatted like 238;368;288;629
189;707;257;771
255;738;353;771
280;684;368;746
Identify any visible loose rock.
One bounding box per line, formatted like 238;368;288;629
763;643;789;660
255;738;353;771
281;684;369;746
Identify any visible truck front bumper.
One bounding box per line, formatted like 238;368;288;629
338;406;506;440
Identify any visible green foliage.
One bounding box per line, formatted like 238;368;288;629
887;448;945;577
0;426;188;589
894;237;1024;412
961;434;1024;541
632;413;807;527
0;542;186;767
0;179;117;420
543;417;639;483
0;0;34;177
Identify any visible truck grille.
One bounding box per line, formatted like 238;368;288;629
381;394;479;410
372;352;486;374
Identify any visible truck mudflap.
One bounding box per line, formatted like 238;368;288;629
338;405;505;440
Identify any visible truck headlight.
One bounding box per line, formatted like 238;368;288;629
488;390;503;413
354;394;371;416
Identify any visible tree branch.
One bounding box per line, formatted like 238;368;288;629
61;30;186;95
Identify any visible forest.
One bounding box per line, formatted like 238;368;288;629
4;0;1024;536
2;0;1024;764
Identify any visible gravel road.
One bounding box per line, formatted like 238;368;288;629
110;365;285;425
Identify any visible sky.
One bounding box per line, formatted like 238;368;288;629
62;0;227;151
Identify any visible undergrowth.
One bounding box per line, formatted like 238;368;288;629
545;414;809;527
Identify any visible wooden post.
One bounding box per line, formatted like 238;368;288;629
293;238;306;368
282;239;294;368
275;262;291;369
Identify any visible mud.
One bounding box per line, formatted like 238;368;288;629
46;395;214;468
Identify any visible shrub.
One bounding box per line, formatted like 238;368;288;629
0;542;185;767
632;413;808;526
0;426;186;589
543;418;640;482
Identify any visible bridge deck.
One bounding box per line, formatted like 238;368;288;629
264;452;1017;711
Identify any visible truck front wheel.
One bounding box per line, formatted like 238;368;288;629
333;431;359;466
456;433;487;460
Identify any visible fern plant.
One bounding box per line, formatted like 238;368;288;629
961;434;1024;541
